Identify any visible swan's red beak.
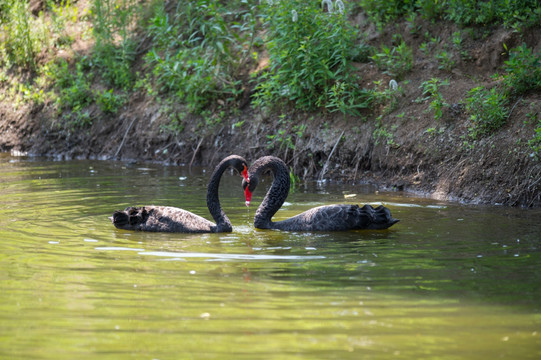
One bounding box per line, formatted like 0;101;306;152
244;187;252;207
241;165;249;181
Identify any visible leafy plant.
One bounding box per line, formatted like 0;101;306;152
51;59;94;119
503;43;541;95
372;40;413;79
465;86;509;139
419;78;449;120
359;0;541;29
366;79;402;115
373;116;397;147
253;0;366;114
145;0;256;114
96;89;126;114
0;0;49;68
91;0;137;89
436;48;455;71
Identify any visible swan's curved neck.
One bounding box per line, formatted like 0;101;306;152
206;159;234;232
252;157;291;228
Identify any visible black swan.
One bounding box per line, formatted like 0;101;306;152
111;155;249;233
242;156;399;231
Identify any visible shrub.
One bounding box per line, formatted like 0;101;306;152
359;0;541;29
503;43;541;95
465;86;509;139
53;60;94;112
253;0;366;114
144;0;255;114
96;89;126;114
0;0;49;68
91;0;138;89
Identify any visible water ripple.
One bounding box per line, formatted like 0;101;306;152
141;250;324;261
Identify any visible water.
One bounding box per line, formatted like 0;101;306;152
1;154;540;359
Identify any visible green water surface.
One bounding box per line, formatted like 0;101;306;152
0;154;540;359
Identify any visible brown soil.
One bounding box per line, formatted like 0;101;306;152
1;9;541;207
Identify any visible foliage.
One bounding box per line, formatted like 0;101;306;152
57;61;94;110
373;116;397;147
465;86;509;139
444;0;541;30
502;44;541;95
253;0;366;114
435;48;455;71
359;0;541;29
419;78;449;120
366;79;402;115
0;0;49;68
144;0;256;114
371;40;413;79
91;0;138;89
96;89;126;114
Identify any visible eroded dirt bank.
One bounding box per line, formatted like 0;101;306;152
1;17;541;207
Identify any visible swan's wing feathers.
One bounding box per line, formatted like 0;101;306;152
274;205;364;231
310;205;372;231
273;204;398;231
112;206;215;233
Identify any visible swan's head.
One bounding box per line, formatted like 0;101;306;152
242;176;259;207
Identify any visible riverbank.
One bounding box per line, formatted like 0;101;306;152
1;1;540;206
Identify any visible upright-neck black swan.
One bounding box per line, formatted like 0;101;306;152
111;155;249;233
243;156;399;231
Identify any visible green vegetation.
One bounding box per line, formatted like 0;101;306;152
360;0;541;30
419;78;449;120
1;0;540;166
253;0;366;115
373;116;397;147
466;86;509;139
502;43;541;95
145;0;256;114
0;0;49;68
372;40;413;79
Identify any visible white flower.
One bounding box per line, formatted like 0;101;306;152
335;0;345;14
292;9;298;22
322;0;333;13
389;79;398;90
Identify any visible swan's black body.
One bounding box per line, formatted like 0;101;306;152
243;156;399;231
112;155;248;233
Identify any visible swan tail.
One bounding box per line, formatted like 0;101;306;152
362;205;399;230
112;207;148;230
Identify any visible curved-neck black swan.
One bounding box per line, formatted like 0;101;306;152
243;156;399;231
111;155;249;233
